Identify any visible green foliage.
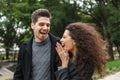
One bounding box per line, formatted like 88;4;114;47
10;0;45;46
93;59;120;79
107;7;120;44
0;0;18;59
45;0;81;37
0;0;120;59
106;59;120;73
81;0;120;59
11;1;44;27
0;54;6;60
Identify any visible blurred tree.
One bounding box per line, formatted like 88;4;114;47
79;0;120;60
41;0;81;37
11;0;45;46
0;0;119;60
0;0;44;59
107;0;120;58
0;0;16;59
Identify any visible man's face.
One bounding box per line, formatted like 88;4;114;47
31;17;50;42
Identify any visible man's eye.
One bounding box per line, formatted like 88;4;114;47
47;24;50;27
39;23;44;26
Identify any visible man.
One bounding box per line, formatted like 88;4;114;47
14;9;60;80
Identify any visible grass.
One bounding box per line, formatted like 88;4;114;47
93;59;120;79
106;59;120;74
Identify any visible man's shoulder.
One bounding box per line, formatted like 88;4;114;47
21;36;33;46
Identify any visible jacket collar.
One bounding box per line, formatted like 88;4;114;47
24;33;59;56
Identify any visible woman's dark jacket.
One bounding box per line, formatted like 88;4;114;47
56;60;94;80
14;33;60;80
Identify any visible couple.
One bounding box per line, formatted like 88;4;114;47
14;8;106;80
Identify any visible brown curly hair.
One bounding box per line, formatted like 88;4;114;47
66;22;106;79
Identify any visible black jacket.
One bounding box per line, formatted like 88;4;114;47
56;61;94;80
14;33;60;80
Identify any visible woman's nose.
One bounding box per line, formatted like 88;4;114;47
60;38;63;42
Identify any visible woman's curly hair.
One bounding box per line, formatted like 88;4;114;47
66;22;106;79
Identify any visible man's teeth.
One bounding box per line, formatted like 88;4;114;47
40;32;46;34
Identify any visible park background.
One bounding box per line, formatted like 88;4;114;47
0;0;120;80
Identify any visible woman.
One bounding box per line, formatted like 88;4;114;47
55;22;106;80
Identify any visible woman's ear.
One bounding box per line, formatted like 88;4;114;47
72;40;76;46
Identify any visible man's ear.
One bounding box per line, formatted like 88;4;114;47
31;22;34;29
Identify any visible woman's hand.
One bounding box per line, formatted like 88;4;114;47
56;42;69;67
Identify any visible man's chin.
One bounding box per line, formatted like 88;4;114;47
40;35;48;40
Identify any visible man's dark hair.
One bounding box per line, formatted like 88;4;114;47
31;9;51;23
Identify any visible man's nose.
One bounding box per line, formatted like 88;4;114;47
43;25;48;29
